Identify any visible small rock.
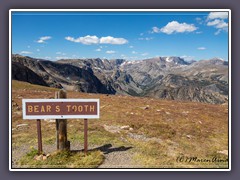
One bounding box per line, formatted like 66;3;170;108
16;124;28;128
44;119;55;123
129;128;133;131
35;155;43;161
166;112;171;115
217;150;228;156
42;156;47;161
186;135;191;139
130;112;134;115
198;121;202;124
120;125;130;130
46;154;51;158
156;109;161;112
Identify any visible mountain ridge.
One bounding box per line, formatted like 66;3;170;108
12;54;228;104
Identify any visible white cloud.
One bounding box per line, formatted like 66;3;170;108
36;49;40;52
196;31;202;34
138;37;153;40
214;29;222;35
65;35;99;45
100;36;128;45
207;19;228;29
27;45;30;48
95;48;101;52
180;55;195;61
141;53;148;56
132;51;137;54
20;51;33;54
196;17;202;21
56;52;66;55
153;21;197;34
152;26;161;33
140;33;144;36
206;12;228;35
37;36;52;43
197;47;206;50
206;18;228;35
129;46;134;48
65;35;128;45
207;12;228;20
196;17;204;25
106;50;116;54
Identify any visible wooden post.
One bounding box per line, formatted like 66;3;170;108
84;119;88;154
37;119;43;155
55;90;70;151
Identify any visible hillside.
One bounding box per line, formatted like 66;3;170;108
11;80;228;168
12;55;228;104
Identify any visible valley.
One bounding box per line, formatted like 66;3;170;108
12;55;228;104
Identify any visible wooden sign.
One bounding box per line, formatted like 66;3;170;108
22;99;100;119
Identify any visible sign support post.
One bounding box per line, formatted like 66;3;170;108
84;119;88;154
55;90;69;151
36;119;43;155
22;97;100;154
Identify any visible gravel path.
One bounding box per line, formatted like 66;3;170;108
12;142;139;168
97;144;137;168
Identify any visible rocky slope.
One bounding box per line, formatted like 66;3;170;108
12;55;111;94
12;54;228;104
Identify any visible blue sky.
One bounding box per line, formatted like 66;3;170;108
12;11;229;61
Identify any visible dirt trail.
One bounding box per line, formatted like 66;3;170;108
12;142;138;168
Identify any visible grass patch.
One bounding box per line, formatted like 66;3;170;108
18;148;104;168
12;80;229;168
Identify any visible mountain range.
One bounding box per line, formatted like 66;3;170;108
12;54;228;104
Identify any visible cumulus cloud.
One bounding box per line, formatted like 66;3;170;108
65;35;128;45
153;21;197;34
65;35;99;45
95;48;101;52
129;46;134;48
207;19;228;29
20;51;33;54
207;12;228;20
100;36;128;44
197;47;206;50
206;12;229;35
106;50;116;54
37;36;52;43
